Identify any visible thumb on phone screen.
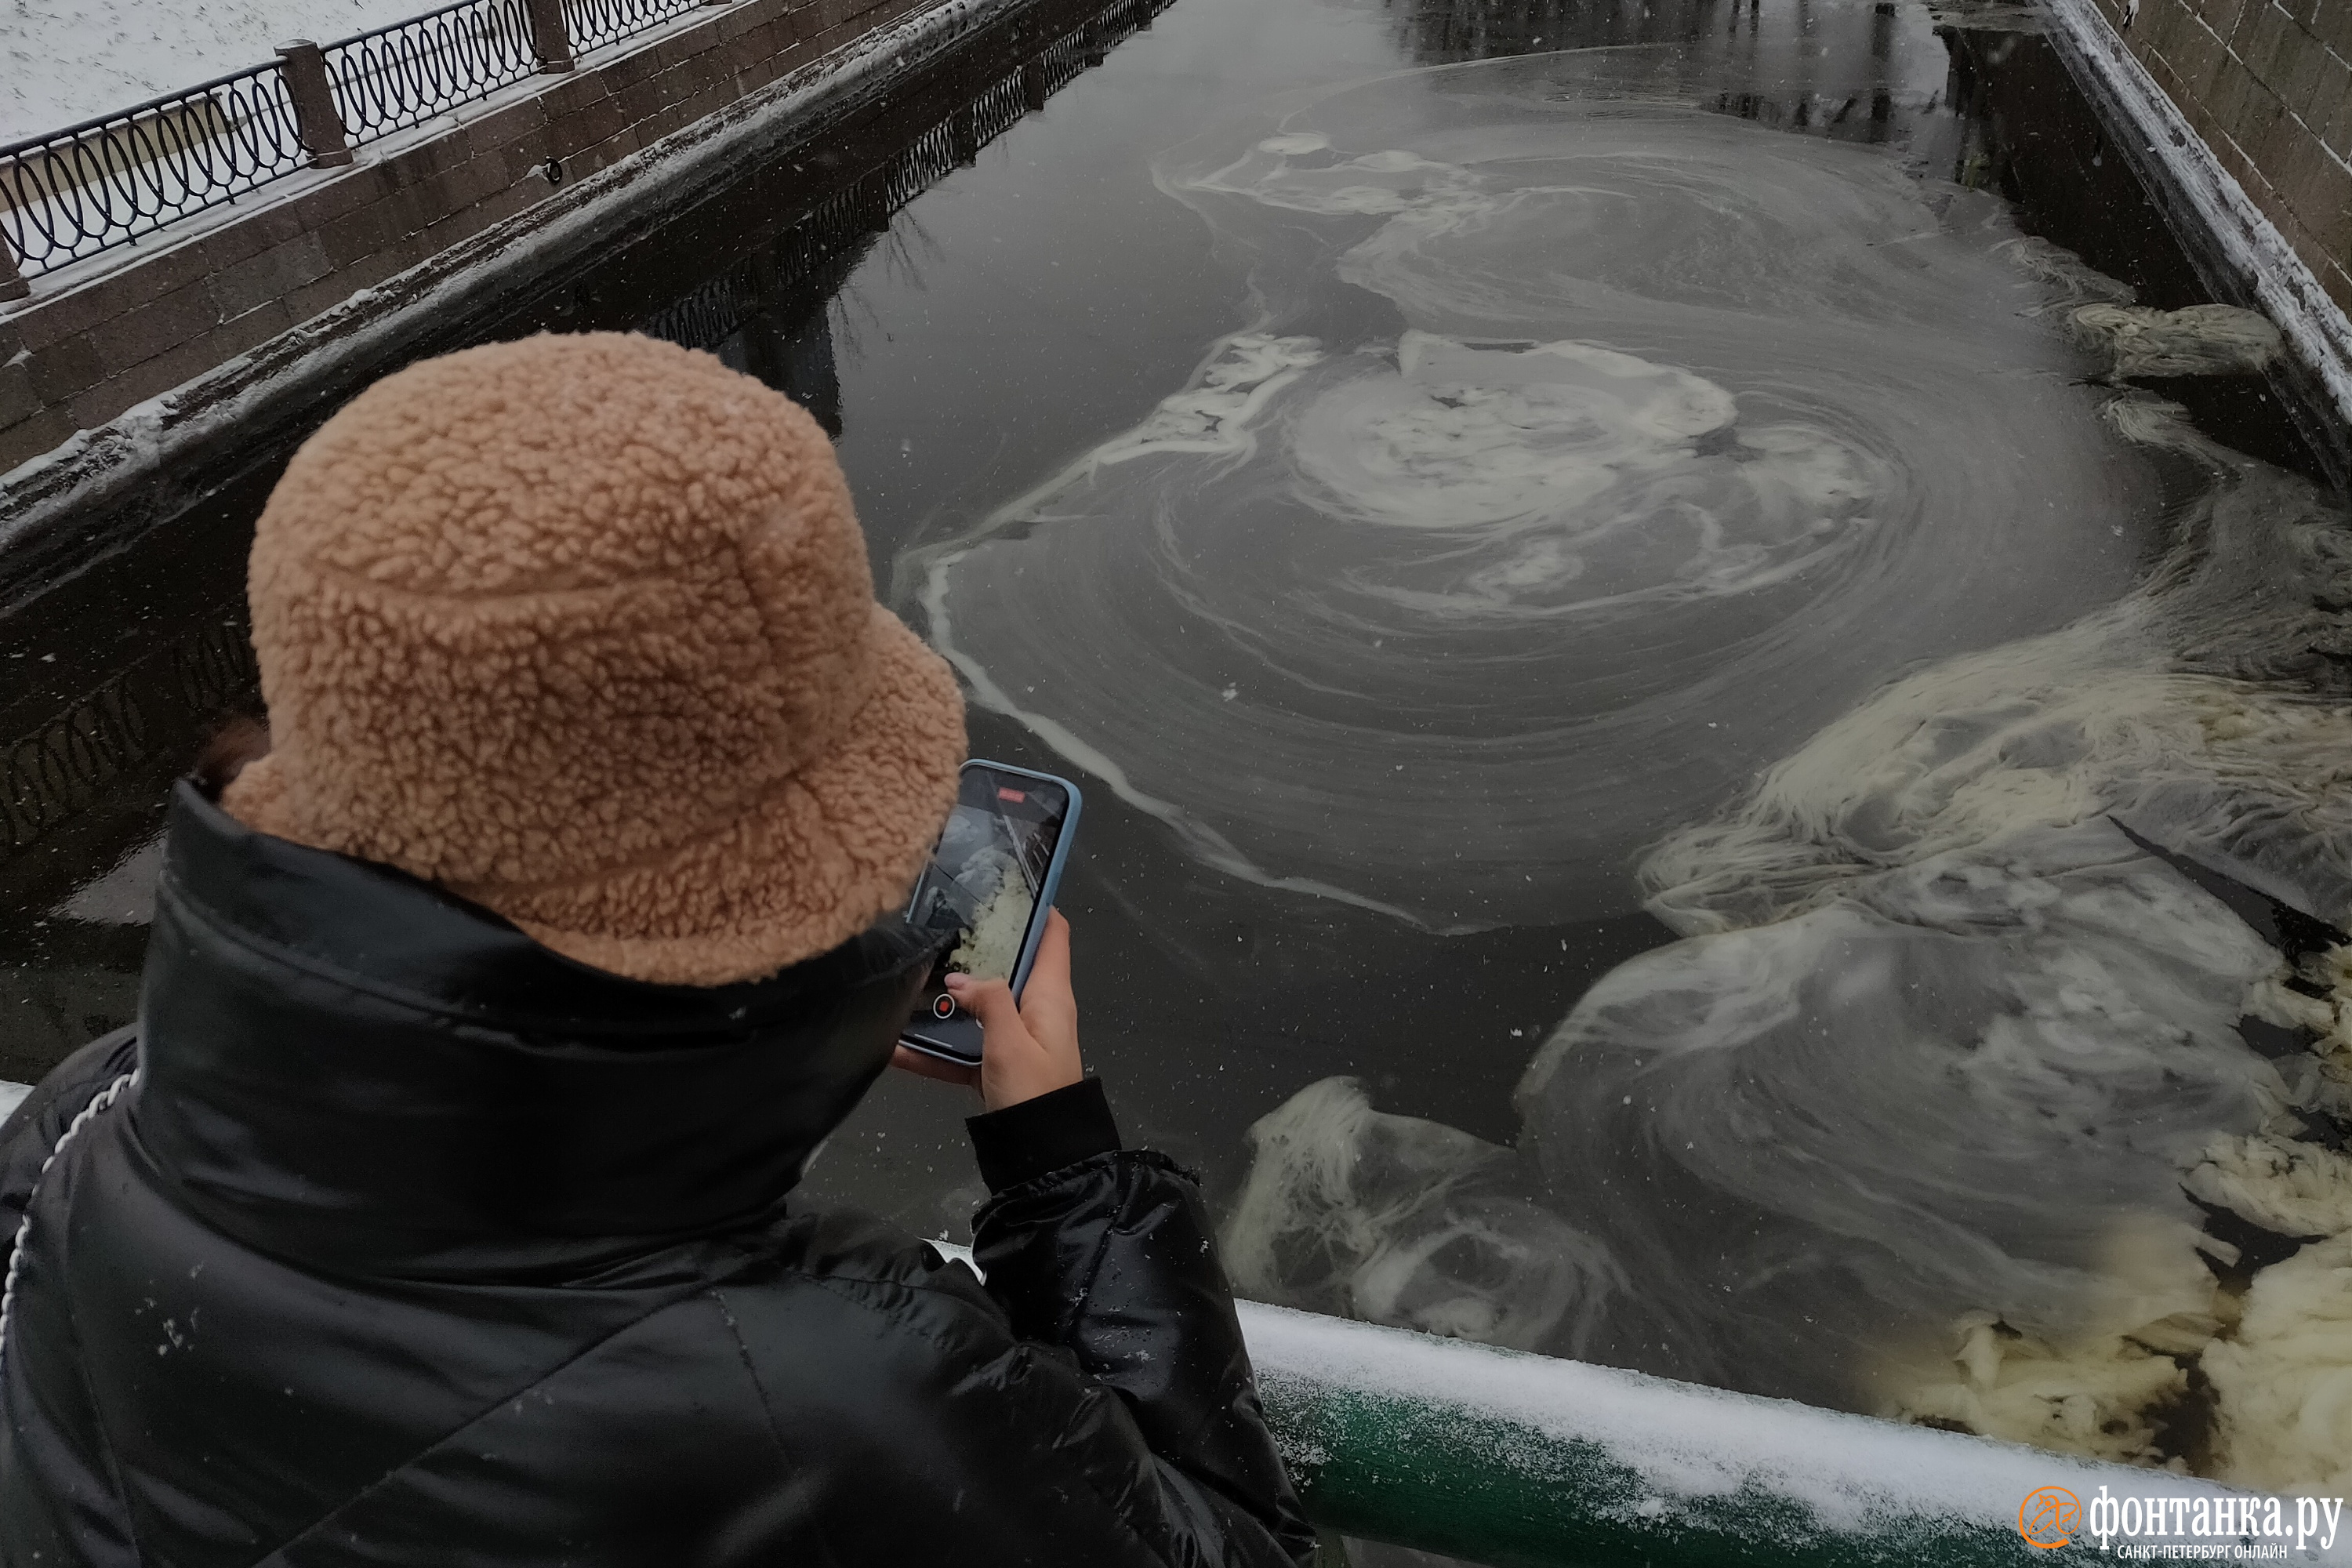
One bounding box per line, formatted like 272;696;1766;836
944;910;1081;1112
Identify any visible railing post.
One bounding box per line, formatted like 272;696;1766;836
275;41;354;168
524;0;577;72
0;231;28;303
1019;60;1050;113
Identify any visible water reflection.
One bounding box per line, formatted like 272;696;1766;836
0;487;259;1080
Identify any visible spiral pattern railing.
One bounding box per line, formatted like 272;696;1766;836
0;67;307;276
563;0;707;55
323;0;542;145
0;0;720;282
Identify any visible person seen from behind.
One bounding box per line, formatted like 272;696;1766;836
0;333;1318;1567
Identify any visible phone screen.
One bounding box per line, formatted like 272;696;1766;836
901;765;1072;1061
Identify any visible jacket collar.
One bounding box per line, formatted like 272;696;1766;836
129;782;935;1280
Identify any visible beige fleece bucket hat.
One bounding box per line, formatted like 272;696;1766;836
223;332;966;986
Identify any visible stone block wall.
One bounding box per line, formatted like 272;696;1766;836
2090;0;2352;307
0;0;937;476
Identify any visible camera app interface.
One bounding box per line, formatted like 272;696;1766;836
907;769;1068;1031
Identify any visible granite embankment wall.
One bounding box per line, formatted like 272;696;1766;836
0;0;934;477
2087;0;2352;308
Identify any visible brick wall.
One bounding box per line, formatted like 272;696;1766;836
0;0;938;477
2091;0;2352;307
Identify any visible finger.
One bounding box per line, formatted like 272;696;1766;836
1027;910;1072;993
946;974;1030;1043
891;1044;979;1087
1018;910;1077;1039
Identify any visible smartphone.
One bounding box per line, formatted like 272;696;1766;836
898;760;1083;1066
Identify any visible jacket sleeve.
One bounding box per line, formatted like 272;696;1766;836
970;1095;1317;1568
0;1027;140;1269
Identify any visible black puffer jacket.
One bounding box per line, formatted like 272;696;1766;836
0;782;1316;1568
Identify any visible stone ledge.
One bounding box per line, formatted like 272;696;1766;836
2051;0;2352;488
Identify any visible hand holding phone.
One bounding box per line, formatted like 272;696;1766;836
892;909;1082;1110
896;760;1084;1089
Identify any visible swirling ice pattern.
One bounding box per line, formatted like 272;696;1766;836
924;51;2352;1485
1223;1076;1624;1356
921;62;2151;926
1232;396;2352;1483
1104;58;2352;1489
1297;334;1885;619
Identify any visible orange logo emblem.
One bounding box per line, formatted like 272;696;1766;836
2020;1487;2082;1549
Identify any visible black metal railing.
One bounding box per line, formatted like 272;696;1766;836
324;0;542;144
0;65;308;278
0;0;728;286
564;0;707;55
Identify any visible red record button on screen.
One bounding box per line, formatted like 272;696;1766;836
997;787;1026;802
931;993;957;1020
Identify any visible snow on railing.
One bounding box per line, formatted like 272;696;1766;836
0;65;310;283
563;0;709;56
323;0;543;146
1239;1302;2344;1568
0;0;717;291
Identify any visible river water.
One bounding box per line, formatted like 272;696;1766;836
5;0;2350;1495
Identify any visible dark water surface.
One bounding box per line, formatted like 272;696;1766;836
6;0;2348;1487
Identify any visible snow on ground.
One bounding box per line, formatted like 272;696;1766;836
2;0;437;142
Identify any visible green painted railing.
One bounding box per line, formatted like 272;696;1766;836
1236;1304;2314;1568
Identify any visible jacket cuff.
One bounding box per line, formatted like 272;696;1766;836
966;1078;1122;1193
